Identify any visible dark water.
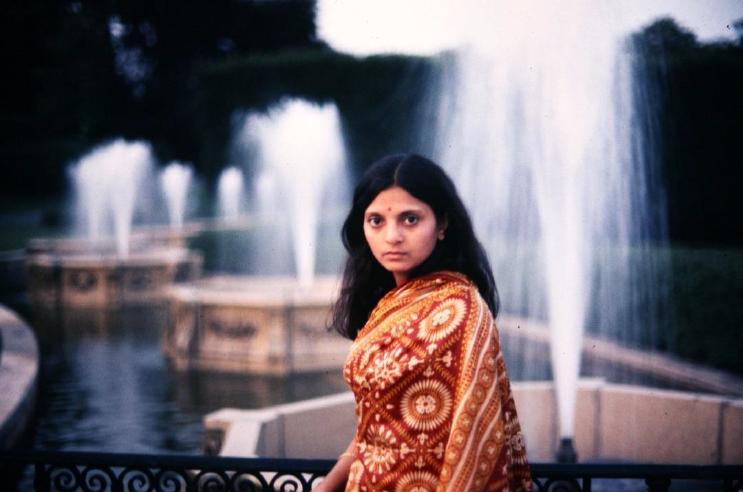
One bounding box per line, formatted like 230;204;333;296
15;303;699;456
24;306;349;454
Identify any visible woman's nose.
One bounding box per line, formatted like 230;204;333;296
385;224;403;243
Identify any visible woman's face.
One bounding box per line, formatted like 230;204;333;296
363;186;446;286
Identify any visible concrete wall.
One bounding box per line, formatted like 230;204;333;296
0;304;39;450
599;385;724;463
205;379;743;464
511;379;604;462
206;392;356;458
722;400;743;463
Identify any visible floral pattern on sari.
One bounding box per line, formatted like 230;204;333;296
343;271;531;492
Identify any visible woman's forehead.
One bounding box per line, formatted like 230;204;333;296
365;186;432;213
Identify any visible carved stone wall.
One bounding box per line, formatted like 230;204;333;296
26;249;202;308
163;276;350;374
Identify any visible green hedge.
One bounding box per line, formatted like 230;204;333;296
641;44;743;246
582;244;743;376
665;246;743;375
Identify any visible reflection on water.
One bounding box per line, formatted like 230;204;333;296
28;306;348;454
23;304;695;455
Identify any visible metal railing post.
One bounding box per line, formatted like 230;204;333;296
33;461;49;492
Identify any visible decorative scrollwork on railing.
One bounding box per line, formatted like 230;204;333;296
81;466;117;492
195;469;231;492
120;467;155;492
49;465;81;492
542;478;584;492
155;468;188;492
268;472;307;492
230;471;267;492
532;477;585;492
7;451;742;492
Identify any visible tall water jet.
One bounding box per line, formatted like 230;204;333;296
431;0;665;454
160;161;194;229
70;139;154;257
217;166;245;222
235;98;347;285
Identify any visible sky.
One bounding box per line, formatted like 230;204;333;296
317;0;743;56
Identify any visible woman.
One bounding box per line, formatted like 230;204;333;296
316;154;531;492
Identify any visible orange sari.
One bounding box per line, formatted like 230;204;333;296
343;271;531;492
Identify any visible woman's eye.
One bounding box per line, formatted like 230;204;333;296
368;216;382;226
404;215;419;225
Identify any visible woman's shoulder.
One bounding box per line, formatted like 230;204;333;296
431;271;478;294
417;271;484;306
389;271;485;316
430;271;496;320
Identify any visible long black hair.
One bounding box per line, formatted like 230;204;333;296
332;153;499;340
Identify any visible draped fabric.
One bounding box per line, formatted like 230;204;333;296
343;271;532;492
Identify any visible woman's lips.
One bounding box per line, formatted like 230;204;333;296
383;252;406;259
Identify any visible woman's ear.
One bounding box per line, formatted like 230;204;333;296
438;214;449;240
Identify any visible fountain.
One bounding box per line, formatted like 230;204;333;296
26;139;202;308
250;100;346;286
160;161;194;229
216;166;245;223
163;99;350;374
430;1;666;461
71;138;154;257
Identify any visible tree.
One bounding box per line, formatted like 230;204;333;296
109;0;324;162
631;17;698;56
733;18;743;46
0;0;322;196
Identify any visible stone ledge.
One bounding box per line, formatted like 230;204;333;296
205;381;743;464
0;304;39;450
204;392;356;459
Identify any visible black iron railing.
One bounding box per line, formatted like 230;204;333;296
1;451;741;492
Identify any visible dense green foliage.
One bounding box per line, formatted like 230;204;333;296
666;247;743;375
0;0;321;196
583;244;743;376
632;18;743;246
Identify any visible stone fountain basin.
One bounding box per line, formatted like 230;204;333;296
168;275;339;306
163;276;351;375
26;247;202;308
26;226;198;256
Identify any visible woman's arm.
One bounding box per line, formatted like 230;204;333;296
312;440;355;492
